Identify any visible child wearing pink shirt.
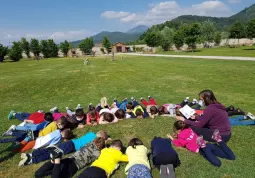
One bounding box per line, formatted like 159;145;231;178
167;121;235;167
86;110;100;126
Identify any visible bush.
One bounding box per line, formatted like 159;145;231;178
156;46;163;53
132;45;136;52
100;47;105;54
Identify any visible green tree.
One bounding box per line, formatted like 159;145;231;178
183;23;201;51
144;31;162;48
30;38;41;57
48;39;59;57
102;37;111;53
160;26;174;51
20;37;30;58
40;40;50;58
0;44;9;62
59;40;71;57
8;42;23;62
78;37;95;55
173;30;184;50
246;18;255;39
214;32;222;46
200;20;216;43
229;21;245;44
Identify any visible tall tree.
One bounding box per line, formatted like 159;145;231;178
102;37;111;53
173;30;184;50
40;40;50;58
48;39;59;57
30;38;41;57
229;21;245;45
246;18;255;39
8;42;23;62
183;23;201;51
78;37;95;55
200;20;216;43
20;37;30;58
59;40;71;57
214;32;222;46
160;26;174;51
144;31;162;48
0;44;9;62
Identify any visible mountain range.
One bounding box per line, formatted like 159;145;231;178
71;3;255;47
71;25;148;47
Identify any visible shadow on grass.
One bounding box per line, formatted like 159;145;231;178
0;147;17;163
243;48;255;51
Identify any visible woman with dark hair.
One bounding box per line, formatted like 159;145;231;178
176;90;231;142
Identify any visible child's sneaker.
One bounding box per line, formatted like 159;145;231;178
2;125;16;136
76;104;82;109
37;110;44;113
18;153;32;166
8;110;16;120
113;98;117;102
196;136;206;148
47;145;64;160
88;103;93;111
50;106;58;112
247;112;255;120
160;164;176;178
66;107;70;111
148;96;151;99
27;129;35;141
184;97;189;103
140;97;144;101
192;99;198;105
212;129;222;142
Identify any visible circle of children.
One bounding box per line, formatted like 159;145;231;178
1;90;255;178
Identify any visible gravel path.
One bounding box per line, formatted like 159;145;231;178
121;53;255;61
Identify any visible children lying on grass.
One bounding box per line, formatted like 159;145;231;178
229;114;255;126
125;98;149;119
3;116;68;139
86;109;100;126
13;128;74;153
99;108;118;124
77;140;128;178
3;112;54;136
167;121;235;167
8;110;46;124
66;106;86;129
18;131;109;166
125;138;152;178
34;137;106;178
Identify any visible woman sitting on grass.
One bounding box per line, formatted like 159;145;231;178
176;90;231;142
167;121;235;167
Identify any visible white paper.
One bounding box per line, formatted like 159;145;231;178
179;105;195;119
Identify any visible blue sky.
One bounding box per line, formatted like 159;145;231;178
0;0;254;45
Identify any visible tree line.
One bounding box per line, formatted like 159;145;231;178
0;35;114;62
138;18;255;51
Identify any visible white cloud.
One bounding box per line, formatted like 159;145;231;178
0;29;94;45
228;0;241;4
101;11;131;19
101;0;233;26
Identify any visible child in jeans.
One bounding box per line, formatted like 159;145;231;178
2;112;54;137
13;129;74;153
34;137;105;178
18;131;109;166
78;140;128;178
8;110;46;124
125;138;151;178
167;121;235;167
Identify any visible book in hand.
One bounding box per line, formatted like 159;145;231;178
179;105;195;119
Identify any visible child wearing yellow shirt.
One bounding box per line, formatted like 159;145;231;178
78;140;128;178
125;138;152;178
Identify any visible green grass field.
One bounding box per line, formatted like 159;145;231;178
158;46;255;57
0;56;255;178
